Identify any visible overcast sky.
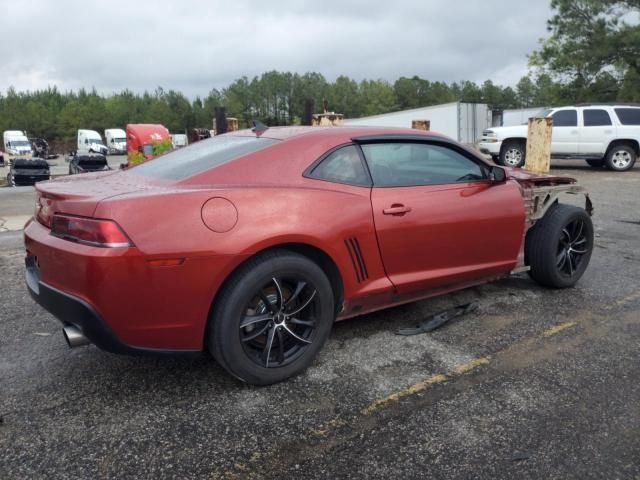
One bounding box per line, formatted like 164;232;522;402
0;0;553;98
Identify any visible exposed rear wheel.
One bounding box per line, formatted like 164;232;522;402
208;250;334;385
605;144;636;172
499;140;526;167
526;204;594;288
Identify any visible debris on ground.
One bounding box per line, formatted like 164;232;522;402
396;302;479;336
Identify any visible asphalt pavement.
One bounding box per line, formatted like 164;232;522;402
0;160;638;479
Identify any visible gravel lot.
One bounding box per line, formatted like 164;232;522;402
1;160;639;479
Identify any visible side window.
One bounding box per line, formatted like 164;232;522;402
309;145;370;186
583;109;612;126
614;108;640;125
360;142;487;187
552;110;578;127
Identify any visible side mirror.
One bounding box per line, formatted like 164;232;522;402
489;166;507;183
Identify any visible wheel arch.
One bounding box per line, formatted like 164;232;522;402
204;241;345;345
605;138;639;157
500;137;527;153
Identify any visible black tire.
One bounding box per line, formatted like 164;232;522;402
499;140;526;168
605;144;636;172
208;250;335;385
585;159;605;168
526;203;594;288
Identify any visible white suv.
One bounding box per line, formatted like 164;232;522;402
479;104;640;171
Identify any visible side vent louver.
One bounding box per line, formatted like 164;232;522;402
344;237;369;283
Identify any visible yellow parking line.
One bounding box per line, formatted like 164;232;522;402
361;357;490;416
542;321;577;337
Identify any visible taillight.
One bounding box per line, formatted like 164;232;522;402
35;194;53;227
51;214;132;248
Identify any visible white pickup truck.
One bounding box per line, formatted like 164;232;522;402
479;104;640;171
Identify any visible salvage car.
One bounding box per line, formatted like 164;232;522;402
7;157;50;186
68;153;111;175
24;126;594;384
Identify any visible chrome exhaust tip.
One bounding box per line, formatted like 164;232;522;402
63;325;90;348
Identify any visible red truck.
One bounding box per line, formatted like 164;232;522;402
126;124;171;166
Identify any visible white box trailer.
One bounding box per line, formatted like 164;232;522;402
344;102;492;144
497;107;548;127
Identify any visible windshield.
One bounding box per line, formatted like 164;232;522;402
131;135;279;180
90;139;105;146
115;138;126;143
534;108;553;118
9;140;31;147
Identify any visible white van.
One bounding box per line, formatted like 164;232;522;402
104;128;127;154
3;130;33;157
77;129;108;155
171;133;188;148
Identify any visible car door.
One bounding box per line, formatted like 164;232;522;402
550;109;580;155
579;108;616;157
361;141;525;295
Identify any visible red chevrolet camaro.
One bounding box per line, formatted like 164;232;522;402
24;126;594;384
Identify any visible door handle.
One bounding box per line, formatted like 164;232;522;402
383;204;412;216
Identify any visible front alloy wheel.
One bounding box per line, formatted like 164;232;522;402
526;203;594;288
500;141;526;167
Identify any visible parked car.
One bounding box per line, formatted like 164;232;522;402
68;153;111;175
479;104;640;171
24;126;594;385
7;157;50;186
77;129;108;156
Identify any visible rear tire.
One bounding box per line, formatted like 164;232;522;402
499;140;526;168
585;159;605;168
208;250;334;385
526;204;593;288
605;144;636;171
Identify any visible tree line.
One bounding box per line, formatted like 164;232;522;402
0;0;637;147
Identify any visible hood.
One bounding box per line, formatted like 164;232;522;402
485;125;528;139
89;142;108;151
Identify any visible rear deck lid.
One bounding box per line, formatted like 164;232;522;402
35;170;168;226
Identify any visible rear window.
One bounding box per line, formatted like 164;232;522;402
614;108;640;125
131;135;279;180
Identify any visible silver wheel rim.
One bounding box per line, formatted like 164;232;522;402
504;148;523;166
611;150;632;169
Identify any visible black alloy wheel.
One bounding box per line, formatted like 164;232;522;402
240;276;319;368
209;250;334;385
555;218;589;278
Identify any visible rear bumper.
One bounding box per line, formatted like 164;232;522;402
25;256;200;356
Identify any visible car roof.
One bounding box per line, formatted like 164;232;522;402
226;125;449;143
